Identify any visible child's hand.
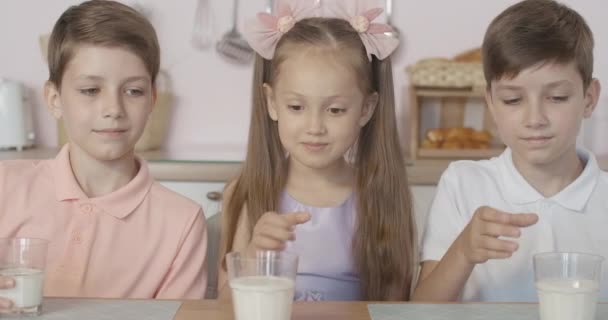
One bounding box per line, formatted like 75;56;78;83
247;211;311;253
0;276;15;313
456;206;538;264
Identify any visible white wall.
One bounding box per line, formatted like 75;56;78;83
1;0;606;157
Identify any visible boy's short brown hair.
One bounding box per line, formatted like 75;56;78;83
482;0;594;89
47;0;160;87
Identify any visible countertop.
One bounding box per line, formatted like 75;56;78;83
2;147;607;185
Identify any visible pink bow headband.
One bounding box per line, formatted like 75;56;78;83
243;0;399;61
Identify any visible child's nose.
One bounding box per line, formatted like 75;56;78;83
524;100;549;128
102;93;125;118
306;113;327;135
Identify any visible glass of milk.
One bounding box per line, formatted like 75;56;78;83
226;250;298;320
534;252;604;320
0;238;48;316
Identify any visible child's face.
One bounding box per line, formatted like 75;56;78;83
45;45;155;161
487;61;600;166
264;49;376;170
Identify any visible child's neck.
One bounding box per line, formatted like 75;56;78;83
286;158;353;207
512;147;584;198
68;144;139;198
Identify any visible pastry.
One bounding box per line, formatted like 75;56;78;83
472;130;492;143
426;128;445;142
421;139;440;149
445;127;473;141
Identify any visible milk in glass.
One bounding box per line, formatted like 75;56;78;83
230;276;295;320
0;267;45;308
536;278;599;320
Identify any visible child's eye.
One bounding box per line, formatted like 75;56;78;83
287;105;303;111
502;98;521;105
79;88;99;96
126;88;145;97
328;107;346;115
549;96;569;103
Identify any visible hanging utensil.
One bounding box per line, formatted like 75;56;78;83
385;0;399;39
216;0;254;64
192;0;213;49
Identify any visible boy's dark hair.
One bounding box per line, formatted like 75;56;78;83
482;0;594;88
47;0;160;87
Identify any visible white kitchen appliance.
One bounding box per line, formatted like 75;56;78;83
0;78;35;150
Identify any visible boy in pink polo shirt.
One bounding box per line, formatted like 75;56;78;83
0;0;207;309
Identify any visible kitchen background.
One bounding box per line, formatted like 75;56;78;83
1;0;607;160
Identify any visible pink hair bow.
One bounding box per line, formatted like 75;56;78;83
325;0;399;61
243;0;321;60
243;0;399;61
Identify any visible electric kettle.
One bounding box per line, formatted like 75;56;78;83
0;78;35;150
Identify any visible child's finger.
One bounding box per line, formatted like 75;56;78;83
480;209;538;228
479;208;512;224
0;277;14;289
482;236;518;253
256;225;293;242
480;222;521;238
252;236;286;251
0;297;12;309
507;213;539;227
483;249;513;260
283;212;311;226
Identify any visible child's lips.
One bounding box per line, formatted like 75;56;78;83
93;128;128;137
521;136;553;145
302;142;328;151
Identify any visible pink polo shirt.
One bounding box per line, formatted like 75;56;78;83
0;145;207;299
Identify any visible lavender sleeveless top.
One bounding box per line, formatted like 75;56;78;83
280;191;362;301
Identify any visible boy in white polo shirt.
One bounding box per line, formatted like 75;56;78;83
413;0;606;302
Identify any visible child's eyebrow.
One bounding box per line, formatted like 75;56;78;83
494;85;522;92
76;75;104;81
123;76;150;82
78;74;150;82
544;80;572;89
282;91;350;101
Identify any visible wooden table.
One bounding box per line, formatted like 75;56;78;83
174;300;608;320
175;300;372;320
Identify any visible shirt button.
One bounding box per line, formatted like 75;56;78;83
72;232;82;244
80;203;93;213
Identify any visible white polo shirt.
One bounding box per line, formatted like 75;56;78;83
421;148;608;302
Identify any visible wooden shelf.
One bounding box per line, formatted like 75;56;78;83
408;85;502;161
413;87;485;98
418;147;505;159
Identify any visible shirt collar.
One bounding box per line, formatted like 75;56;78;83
499;147;599;212
51;144;153;219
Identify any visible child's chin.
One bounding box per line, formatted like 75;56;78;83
89;146;135;162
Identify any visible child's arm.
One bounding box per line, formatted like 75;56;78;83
217;183;310;301
412;206;538;301
155;208;208;299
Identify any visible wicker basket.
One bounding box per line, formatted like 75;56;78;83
406;58;486;89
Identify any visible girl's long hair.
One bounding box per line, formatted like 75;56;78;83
221;18;416;300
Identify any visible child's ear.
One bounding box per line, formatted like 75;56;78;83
359;92;378;127
583;79;601;118
263;83;278;121
44;81;62;120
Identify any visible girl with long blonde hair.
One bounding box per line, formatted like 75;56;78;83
218;1;416;301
